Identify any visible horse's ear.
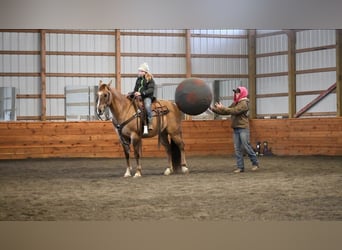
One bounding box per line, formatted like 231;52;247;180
98;80;103;87
108;80;112;87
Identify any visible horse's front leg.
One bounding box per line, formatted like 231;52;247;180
121;142;133;178
132;136;143;178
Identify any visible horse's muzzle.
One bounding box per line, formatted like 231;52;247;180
97;107;104;116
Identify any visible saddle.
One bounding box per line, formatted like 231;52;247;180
127;94;169;127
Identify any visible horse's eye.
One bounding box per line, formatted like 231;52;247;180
104;93;107;98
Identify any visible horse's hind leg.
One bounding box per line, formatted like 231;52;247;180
170;133;189;174
160;132;174;175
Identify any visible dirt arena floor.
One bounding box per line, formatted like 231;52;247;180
0;155;341;221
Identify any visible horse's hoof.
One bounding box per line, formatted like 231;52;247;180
133;172;142;178
164;168;173;176
124;169;132;178
181;166;189;174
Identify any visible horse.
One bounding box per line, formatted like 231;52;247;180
96;80;189;178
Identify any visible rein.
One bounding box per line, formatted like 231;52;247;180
109;93;139;147
112;109;141;147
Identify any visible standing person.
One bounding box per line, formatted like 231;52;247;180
132;62;155;135
210;86;259;173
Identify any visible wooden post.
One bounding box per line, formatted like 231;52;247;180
115;29;121;92
185;29;192;78
336;29;342;117
213;80;220;120
185;29;192;120
248;29;256;118
40;29;46;121
287;30;296;118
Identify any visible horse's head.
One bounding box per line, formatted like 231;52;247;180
96;80;112;116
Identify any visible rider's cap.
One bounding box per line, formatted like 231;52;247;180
138;62;150;73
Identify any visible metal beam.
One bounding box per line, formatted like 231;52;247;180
294;83;337;118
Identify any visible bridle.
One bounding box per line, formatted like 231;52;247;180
96;87;112;121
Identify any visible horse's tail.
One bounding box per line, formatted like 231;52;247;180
170;139;181;171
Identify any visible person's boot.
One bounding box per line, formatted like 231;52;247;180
251;165;259;171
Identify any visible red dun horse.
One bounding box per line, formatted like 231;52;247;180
96;80;189;178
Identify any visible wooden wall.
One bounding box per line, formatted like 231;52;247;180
0;120;233;159
0;118;341;160
250;118;342;156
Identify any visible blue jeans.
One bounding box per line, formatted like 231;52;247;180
144;97;152;123
233;128;259;170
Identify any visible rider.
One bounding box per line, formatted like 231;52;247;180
132;62;155;134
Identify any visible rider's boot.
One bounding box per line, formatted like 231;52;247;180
143;125;148;135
